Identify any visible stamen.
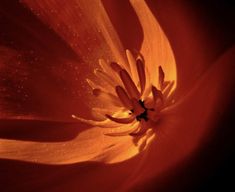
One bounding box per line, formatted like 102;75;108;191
72;115;121;128
126;49;139;84
86;78;97;89
98;59;110;73
158;66;165;90
105;114;135;124
116;86;133;109
151;86;163;103
162;81;174;99
110;62;123;73
91;107;114;120
87;78;112;92
131;98;145;115
129;121;148;136
136;111;148;122
92;107;115;115
105;122;140;136
94;69;117;87
136;59;146;94
119;69;140;99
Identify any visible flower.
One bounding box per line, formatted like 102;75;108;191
0;0;177;164
0;0;234;191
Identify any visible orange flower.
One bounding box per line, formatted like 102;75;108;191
0;0;234;191
0;0;177;164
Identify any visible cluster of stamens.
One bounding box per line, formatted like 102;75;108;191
134;100;151;122
72;50;174;136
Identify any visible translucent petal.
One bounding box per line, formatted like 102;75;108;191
105;114;135;124
130;0;177;89
0;118;140;165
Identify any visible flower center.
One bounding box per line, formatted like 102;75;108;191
131;100;150;122
72;50;175;136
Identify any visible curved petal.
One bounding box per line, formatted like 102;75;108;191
0;119;148;164
0;122;135;164
1;0;134;120
1;1;235;192
130;0;177;90
147;0;235;98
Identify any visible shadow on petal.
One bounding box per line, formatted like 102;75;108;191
0;0;91;119
0;158;99;191
0;119;91;142
102;0;143;50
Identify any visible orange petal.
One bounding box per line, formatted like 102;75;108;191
130;0;177;89
21;0;127;66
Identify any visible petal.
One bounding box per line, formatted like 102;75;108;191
0;117;152;166
148;1;235;98
0;119;137;164
1;0;137;120
130;0;177;89
0;2;91;120
21;0;127;67
98;59;122;85
93;68;119;93
92;88;121;107
129;45;235;191
104;121;139;136
0;119;84;142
